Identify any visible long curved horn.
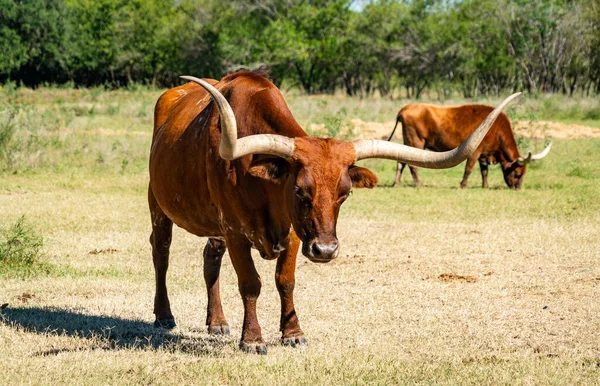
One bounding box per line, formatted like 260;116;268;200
517;142;552;165
181;76;295;160
531;142;552;161
353;93;521;168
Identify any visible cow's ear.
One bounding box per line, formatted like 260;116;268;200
349;165;378;189
248;157;290;183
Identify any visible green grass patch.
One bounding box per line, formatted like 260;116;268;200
567;166;593;179
507;93;600;124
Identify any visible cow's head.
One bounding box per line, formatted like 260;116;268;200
248;137;378;261
182;76;520;262
501;161;528;189
501;142;552;189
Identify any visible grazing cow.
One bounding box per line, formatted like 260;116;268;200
387;104;551;189
148;72;519;354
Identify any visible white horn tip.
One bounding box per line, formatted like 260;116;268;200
531;141;553;161
506;92;522;104
180;75;209;85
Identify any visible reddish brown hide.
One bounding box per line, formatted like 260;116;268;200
148;72;378;354
388;104;542;189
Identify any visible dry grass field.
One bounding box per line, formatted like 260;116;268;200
1;86;599;385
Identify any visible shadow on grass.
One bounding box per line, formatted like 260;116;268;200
0;306;231;356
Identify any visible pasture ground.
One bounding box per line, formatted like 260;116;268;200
1;87;599;385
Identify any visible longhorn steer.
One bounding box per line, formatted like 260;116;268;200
387;104;551;189
148;72;519;354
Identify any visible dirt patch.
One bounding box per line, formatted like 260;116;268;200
16;293;35;303
513;121;600;139
438;273;478;283
88;248;119;255
313;118;600;140
349;119;398;140
462;355;505;364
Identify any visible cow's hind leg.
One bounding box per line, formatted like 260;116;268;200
149;187;175;329
393;162;407;187
204;238;230;335
276;232;307;347
226;233;266;354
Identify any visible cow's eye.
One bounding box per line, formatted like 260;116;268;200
294;186;312;201
337;190;352;203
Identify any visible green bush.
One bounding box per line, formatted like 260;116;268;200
323;108;359;140
0;216;44;272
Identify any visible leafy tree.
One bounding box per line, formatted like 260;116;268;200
0;0;72;85
66;0;121;85
340;0;405;97
0;0;598;95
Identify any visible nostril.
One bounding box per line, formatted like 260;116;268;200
311;243;321;257
312;242;339;259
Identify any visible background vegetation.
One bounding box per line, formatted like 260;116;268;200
1;0;600;97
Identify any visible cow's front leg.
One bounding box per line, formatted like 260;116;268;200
276;231;307;347
226;233;266;354
203;238;229;335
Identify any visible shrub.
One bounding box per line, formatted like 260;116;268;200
0;216;44;272
324;108;356;139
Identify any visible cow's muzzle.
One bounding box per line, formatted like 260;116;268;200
302;238;339;263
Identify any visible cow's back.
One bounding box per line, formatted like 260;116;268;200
399;104;511;155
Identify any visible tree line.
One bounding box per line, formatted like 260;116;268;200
1;0;599;97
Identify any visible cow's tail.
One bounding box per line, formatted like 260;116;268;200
387;113;403;141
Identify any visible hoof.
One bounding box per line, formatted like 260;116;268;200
282;335;308;348
208;324;230;335
154;318;176;329
239;341;267;355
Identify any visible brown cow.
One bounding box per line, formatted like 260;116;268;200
148;72;518;354
387;104;552;189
